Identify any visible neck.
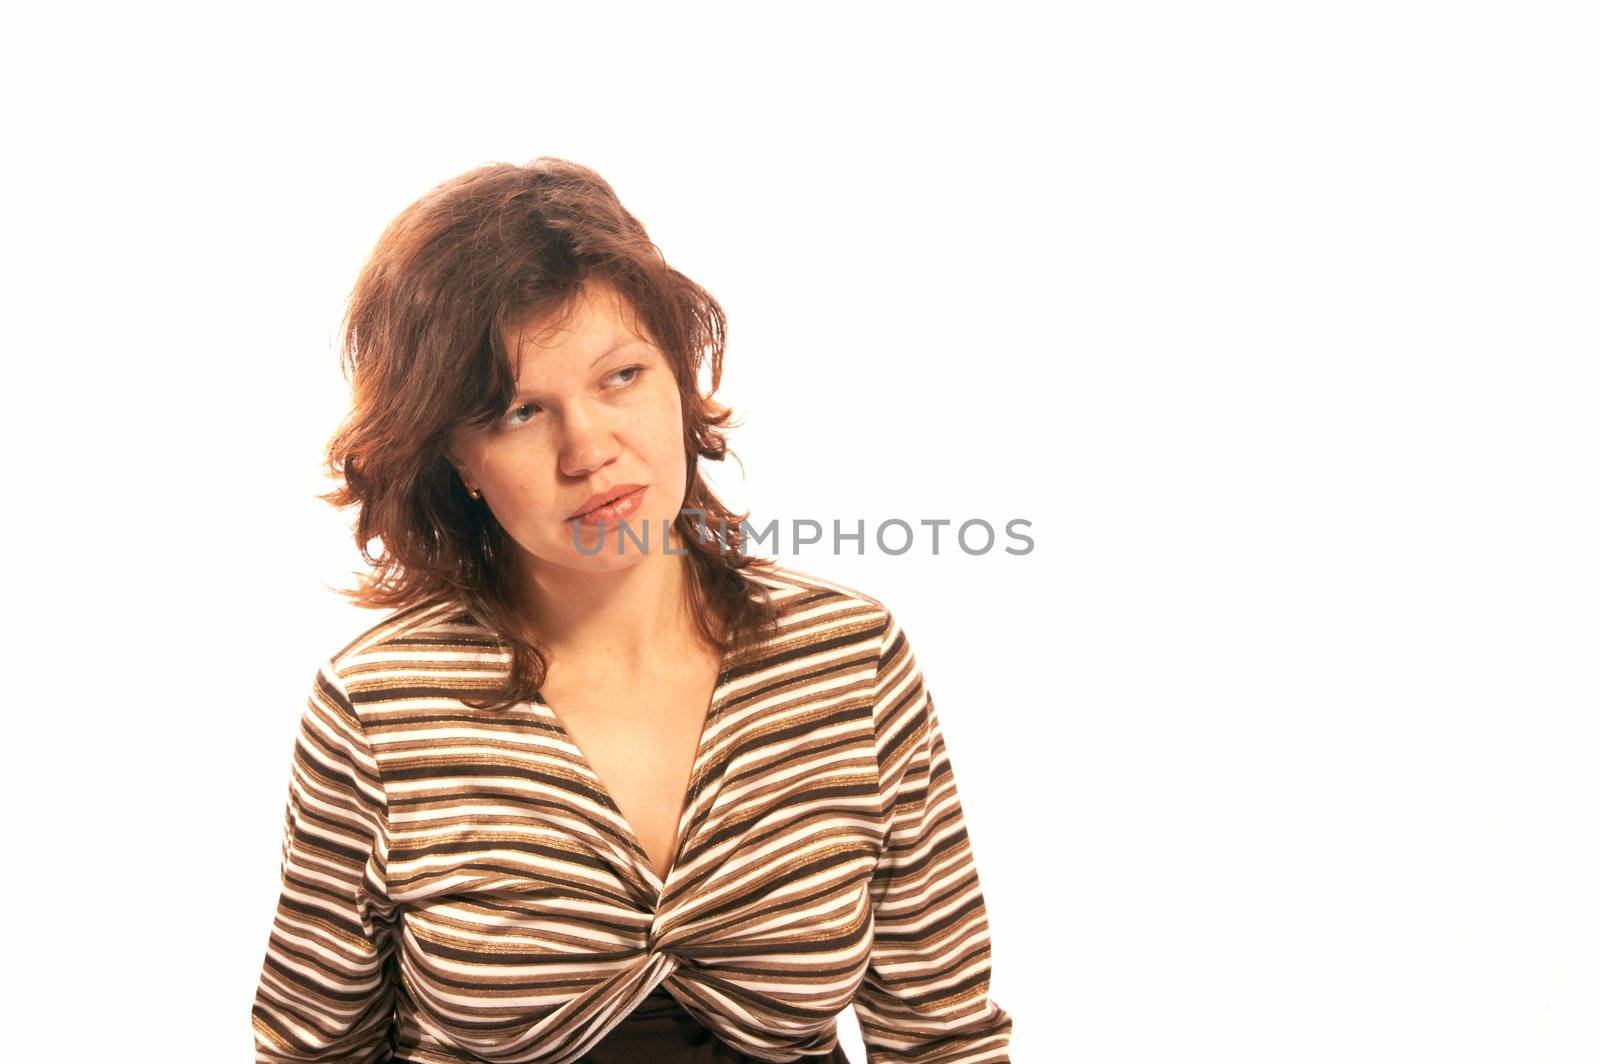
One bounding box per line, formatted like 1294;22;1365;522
518;525;701;671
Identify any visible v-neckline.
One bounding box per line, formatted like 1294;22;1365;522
531;649;734;894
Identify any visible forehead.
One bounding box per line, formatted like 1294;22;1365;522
504;282;653;379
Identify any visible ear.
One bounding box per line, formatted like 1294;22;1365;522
442;433;475;486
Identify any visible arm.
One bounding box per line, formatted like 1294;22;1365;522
252;661;397;1063
853;609;1014;1063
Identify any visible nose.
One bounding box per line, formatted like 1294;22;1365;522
556;403;621;480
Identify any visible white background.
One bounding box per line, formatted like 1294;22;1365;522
4;2;1595;1061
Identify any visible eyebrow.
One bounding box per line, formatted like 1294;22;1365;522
587;337;646;367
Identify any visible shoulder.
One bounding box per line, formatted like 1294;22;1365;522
735;560;891;631
737;565;934;700
743;566;941;777
318;594;503;706
730;561;911;674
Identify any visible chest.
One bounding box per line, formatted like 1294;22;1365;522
536;653;723;881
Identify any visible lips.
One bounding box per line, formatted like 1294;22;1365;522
569;484;646;520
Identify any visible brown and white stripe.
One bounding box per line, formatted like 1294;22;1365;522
251;563;1012;1063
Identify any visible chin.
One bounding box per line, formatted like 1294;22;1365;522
554;514;673;564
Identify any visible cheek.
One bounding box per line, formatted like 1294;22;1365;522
480;448;529;486
642;390;689;484
477;447;553;514
664;381;689;441
637;381;686;448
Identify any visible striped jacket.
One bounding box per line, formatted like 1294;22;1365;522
251;562;1013;1062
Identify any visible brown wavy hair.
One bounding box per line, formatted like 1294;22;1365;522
319;156;782;712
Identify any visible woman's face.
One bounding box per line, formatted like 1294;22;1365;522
446;280;690;574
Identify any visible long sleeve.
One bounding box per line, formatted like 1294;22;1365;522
252;661;398;1063
853;610;1014;1063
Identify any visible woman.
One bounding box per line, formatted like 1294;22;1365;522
250;157;1013;1063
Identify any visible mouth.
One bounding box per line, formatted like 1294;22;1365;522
570;485;646;523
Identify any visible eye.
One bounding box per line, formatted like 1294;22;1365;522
608;365;645;387
502;402;541;427
499;366;644;429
